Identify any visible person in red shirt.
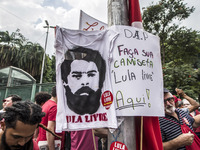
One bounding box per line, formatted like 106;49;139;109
37;86;62;150
33;91;52;141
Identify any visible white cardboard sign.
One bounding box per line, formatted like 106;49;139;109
109;25;164;116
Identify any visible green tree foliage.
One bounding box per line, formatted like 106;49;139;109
166;27;200;64
142;0;200;99
143;0;195;64
163;61;200;98
0;29;53;83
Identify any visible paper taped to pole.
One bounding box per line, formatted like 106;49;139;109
109;25;164;117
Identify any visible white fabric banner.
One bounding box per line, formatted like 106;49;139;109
109;25;164;116
55;26;118;132
79;10;107;31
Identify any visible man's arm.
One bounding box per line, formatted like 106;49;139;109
192;114;200;128
46;121;55;150
183;94;199;113
163;133;194;150
176;88;199;113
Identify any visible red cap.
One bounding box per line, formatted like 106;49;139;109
177;98;181;102
173;95;178;103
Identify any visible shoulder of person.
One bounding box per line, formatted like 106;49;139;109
179;108;189;114
177;108;187;113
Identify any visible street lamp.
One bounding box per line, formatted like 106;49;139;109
39;20;49;92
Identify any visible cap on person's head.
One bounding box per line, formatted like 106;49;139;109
177;98;181;102
173;95;178;103
164;88;169;93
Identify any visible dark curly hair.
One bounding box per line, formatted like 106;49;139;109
3;101;45;129
7;94;22;102
34;92;51;105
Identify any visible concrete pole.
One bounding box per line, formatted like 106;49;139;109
108;0;129;26
107;0;137;149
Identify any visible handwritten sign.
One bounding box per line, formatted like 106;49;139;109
110;25;164;116
79;10;107;31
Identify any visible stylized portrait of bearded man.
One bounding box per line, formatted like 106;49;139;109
61;47;106;115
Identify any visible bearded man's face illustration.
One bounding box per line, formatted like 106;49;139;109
61;47;106;115
64;60;101;115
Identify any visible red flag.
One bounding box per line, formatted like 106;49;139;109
129;0;143;29
135;117;163;150
129;0;163;149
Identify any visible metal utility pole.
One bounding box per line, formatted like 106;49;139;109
39;20;49;92
107;0;136;149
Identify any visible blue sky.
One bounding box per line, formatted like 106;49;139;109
0;0;199;56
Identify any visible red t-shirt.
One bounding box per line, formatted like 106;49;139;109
71;129;98;150
33;140;39;150
37;100;57;142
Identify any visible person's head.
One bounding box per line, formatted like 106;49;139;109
61;47;106;90
51;86;57;98
0;101;45;150
178;100;184;108
2;95;22;109
182;99;191;108
61;47;106;115
34;92;51;106
66;60;100;94
164;88;176;115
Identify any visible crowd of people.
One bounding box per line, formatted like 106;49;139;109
0;86;104;150
0;86;200;150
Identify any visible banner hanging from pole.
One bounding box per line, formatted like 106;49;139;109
79;10;107;31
